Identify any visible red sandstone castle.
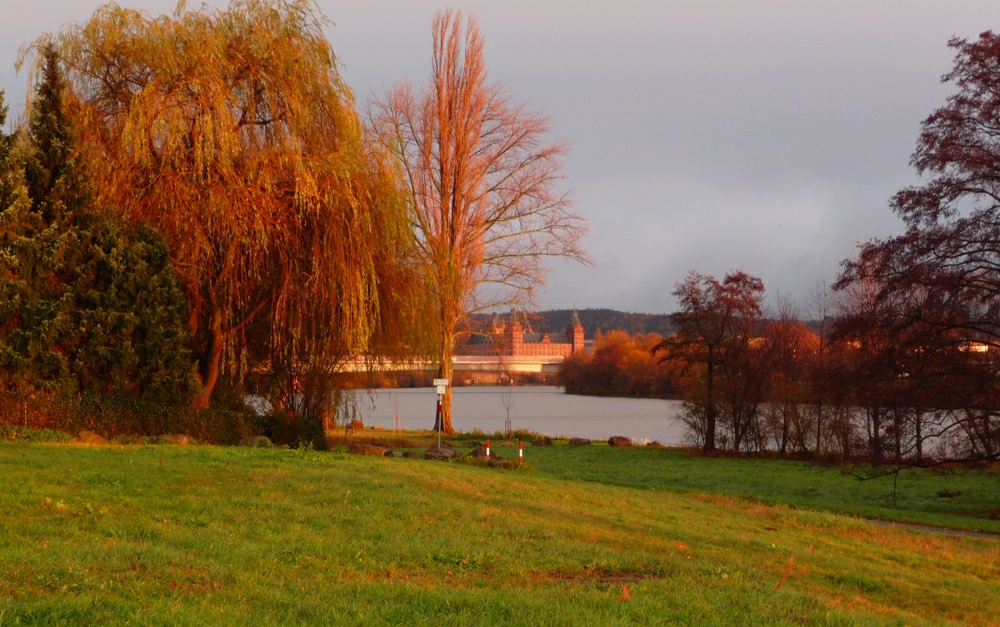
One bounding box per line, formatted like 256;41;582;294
458;310;586;358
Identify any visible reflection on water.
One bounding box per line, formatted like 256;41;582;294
351;386;688;445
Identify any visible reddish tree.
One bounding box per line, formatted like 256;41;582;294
841;32;1000;350
370;11;588;433
835;32;1000;466
762;296;818;456
660;271;765;454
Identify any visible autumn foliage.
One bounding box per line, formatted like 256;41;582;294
19;0;423;409
370;11;588;432
560;331;679;398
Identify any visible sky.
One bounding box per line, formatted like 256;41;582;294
4;1;1000;314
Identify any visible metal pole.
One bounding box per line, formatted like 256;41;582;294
436;395;442;449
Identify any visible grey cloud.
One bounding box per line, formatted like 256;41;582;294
4;0;1000;313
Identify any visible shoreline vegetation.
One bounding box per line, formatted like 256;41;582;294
2;436;998;625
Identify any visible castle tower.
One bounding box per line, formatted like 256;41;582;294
507;321;523;356
566;310;585;353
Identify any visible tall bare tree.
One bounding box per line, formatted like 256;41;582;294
23;0;419;407
370;11;588;432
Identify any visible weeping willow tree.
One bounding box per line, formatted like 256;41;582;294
21;0;424;408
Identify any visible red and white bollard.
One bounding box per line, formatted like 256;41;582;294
486;440;491;459
519;441;523;464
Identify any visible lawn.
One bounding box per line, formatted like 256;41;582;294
521;442;1000;534
1;440;998;625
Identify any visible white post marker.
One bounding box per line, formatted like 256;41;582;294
433;378;449;449
486;439;491;458
519;441;523;464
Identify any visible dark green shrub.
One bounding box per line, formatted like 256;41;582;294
0;424;72;443
0;391;251;445
0;390;332;448
452;455;534;472
255;413;328;451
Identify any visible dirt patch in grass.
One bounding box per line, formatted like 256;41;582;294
530;567;667;586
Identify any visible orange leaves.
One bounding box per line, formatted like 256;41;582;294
619;583;631;601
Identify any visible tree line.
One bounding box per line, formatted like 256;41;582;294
564;33;1000;470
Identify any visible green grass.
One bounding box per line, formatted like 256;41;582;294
1;441;998;625
521;443;1000;534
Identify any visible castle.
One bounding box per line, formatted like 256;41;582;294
458;310;586;359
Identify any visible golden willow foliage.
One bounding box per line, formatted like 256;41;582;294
20;0;421;406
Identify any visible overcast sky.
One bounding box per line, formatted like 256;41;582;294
4;1;1000;314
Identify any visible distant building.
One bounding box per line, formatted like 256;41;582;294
458;310;586;359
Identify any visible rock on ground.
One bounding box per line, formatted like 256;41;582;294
349;443;387;456
608;436;632;446
423;445;458;460
569;437;591;446
239;436;273;447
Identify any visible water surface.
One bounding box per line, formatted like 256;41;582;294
352;386;687;445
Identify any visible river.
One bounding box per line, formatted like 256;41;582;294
350;386;688;445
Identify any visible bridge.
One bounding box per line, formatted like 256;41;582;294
341;355;565;375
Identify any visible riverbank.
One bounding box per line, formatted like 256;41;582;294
2;439;997;625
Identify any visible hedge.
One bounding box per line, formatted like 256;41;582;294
0;390;326;449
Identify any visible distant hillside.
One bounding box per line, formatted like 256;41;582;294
521;308;674;340
468;309;832;341
537;309;675;339
467;309;675;340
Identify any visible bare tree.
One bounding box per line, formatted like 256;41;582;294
500;376;514;440
370;11;588;433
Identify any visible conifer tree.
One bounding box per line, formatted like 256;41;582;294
0;91;35;386
0;48;197;402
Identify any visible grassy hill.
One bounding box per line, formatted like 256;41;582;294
1;440;997;625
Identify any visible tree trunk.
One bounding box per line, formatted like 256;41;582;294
815;402;823;457
871;406;883;466
892;408;902;463
433;328;455;434
915;413;923;463
193;307;225;408
704;348;716;454
780;405;789;457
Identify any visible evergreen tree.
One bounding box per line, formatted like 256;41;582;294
0;48;197;403
0;91;35;386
